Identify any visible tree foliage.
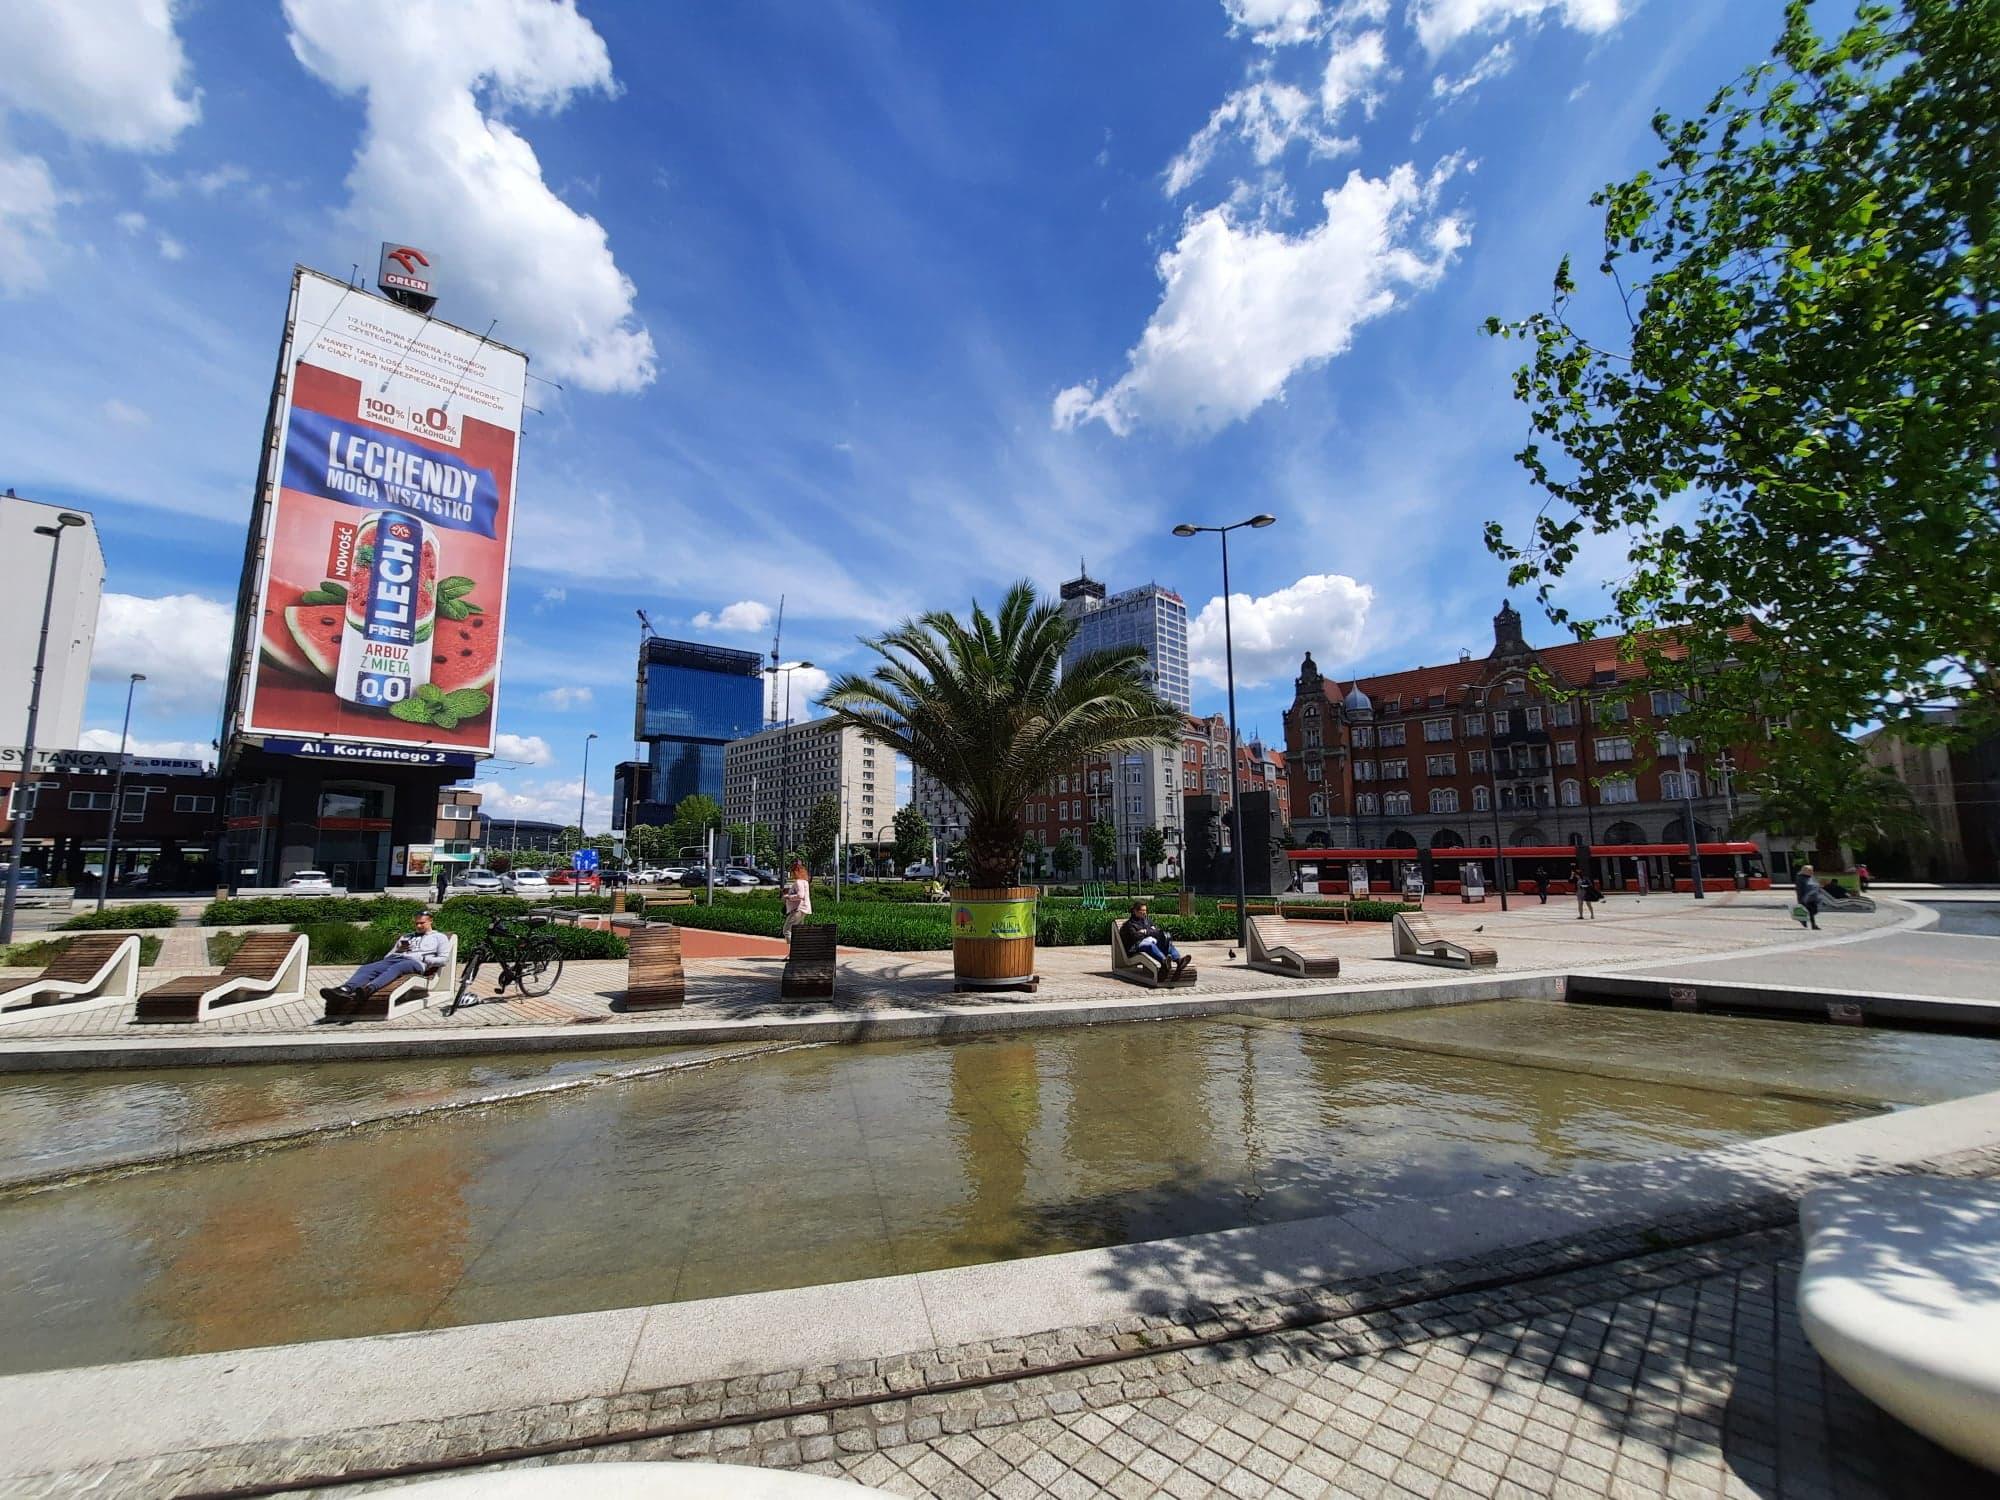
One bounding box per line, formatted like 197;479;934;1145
802;794;842;873
1088;815;1119;876
1486;0;1999;752
1053;831;1082;878
669;795;723;859
1138;825;1169;877
822;583;1181;888
891;804;932;869
1732;735;1931;861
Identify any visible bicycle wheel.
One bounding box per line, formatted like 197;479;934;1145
446;953;484;1015
515;940;563;997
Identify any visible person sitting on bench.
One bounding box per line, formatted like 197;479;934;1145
1121;901;1190;978
320;910;451;1003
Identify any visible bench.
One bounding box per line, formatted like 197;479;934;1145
0;934;142;1024
322;934;458;1022
1110;920;1196;988
14;887;75;912
651;888;695;908
133;932;309;1023
621;924;686;1010
1390;911;1497;970
1245;916;1341;980
781;923;837;1000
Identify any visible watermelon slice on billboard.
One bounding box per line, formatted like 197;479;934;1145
432;613;498;695
260;582;320;678
285;605;345;680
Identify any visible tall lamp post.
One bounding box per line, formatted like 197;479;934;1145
94;673;146;913
1174;513;1275;943
3;510;86;945
1675;734;1706;899
764;660;814;863
578;731;598;878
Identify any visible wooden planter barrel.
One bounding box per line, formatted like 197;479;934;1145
951;885;1039;991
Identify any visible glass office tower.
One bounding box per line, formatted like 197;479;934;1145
631;638;765;823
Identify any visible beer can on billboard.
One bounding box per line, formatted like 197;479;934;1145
229;267;526;758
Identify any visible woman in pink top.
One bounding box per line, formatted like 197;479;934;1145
782;860;812;935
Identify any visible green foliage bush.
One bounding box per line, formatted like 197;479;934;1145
200;895;423;927
431;906;627;959
435;893;533;921
295;919;397;966
3;933;163;967
59;903;179;931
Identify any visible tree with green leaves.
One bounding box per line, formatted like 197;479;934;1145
1053;831;1081;879
1138;825;1169;879
727;822;776;867
891;804;932;870
823;583;1181;889
1485;0;1998;755
1019;833;1046;881
1733;737;1930;866
1088;815;1119;879
669;795;723;860
802;794;841;873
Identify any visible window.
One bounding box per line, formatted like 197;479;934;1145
68;791;113;811
1595;736;1634;761
1465;713;1486;736
1383;792;1412;816
1492;710;1510;733
1424;718;1452;742
1658;733;1695;757
1304;704;1319;720
1525;706;1543;730
1556;741;1577;765
1472;785;1491;812
1651;690;1688;717
1355;761;1376;781
174;794;216;813
1352;726;1374;748
1379;724;1406;747
1308;792;1325;816
1425;754;1455;777
440;803;474;821
1662;770;1703;800
1305;761;1322;783
1383;697;1402;714
1058;774;1069;793
1127;795;1142;815
1548;702;1573;726
1356;793;1378;815
1428;788;1460;813
1594;698;1630;723
1559;779;1581;807
1599;776;1638;805
1469;749;1488;774
1381;759;1408;780
1304;727;1322;749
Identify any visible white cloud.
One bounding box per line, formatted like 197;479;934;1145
538;685;593;710
1222;0;1323;46
1165;79;1351;199
0;0;200;150
155;232;186;261
102;398;150;427
493;731;553;765
1189;573;1372;689
283;0;656;394
1054;158;1469;436
77;728;212;763
540;586;567;604
143;162;252;198
93;592;234;709
775;665;832;720
0;151;63;295
115;210;149;234
691;599;775;634
1410;0;1626;55
468;774;606;832
1432;39;1516;98
1321;29;1392;121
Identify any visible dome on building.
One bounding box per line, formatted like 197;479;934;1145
1341;683;1372;713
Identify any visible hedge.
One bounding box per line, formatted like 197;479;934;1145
207;907;628;966
4;933;163;967
59;903;180;931
200;895;425;927
657;897;1254;951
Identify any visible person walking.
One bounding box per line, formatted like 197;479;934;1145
1793;864;1825;930
1572;864;1597;920
782;859;813;936
1635;859;1650;897
1855;861;1871;893
433;861;451;905
320;910;450;1003
1534;864;1550;904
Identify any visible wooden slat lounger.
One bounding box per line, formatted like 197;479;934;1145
621;924;686;1010
0;934;142;1024
1390;911;1498;970
133;932;309;1023
781;924;837;1000
322;934;459;1022
1245;916;1342;979
1110;920;1197;988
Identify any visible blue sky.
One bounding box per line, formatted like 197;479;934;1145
0;0;1781;828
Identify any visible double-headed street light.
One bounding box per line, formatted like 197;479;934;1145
1173;513;1275;944
578;731;598;871
95;673;147;914
2;510;87;945
765;660;814;863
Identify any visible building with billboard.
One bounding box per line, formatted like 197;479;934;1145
627;637;765;826
0;761;221;891
722;718;884;856
0;494;103;758
216;264;528;891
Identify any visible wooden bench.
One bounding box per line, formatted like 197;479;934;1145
652;888;695;908
781;923;837;1000
1245;916;1342;979
133;932;309;1023
1391;911;1497;970
1110;920;1197;988
321;934;458;1022
0;934;142;1024
621;924;685;1010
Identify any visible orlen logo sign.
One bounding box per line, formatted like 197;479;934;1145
380;245;431;294
362;393;462;448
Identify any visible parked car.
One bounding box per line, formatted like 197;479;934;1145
0;865;42;889
719;868;761;887
548;869;601;890
903;863;935;879
457;869;505;893
501;870;551;895
600;869;630;889
678;867;712;887
285;870;333;890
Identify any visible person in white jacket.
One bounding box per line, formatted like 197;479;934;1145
782;861;813;935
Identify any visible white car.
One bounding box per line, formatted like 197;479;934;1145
903;863;935;879
458;869;505;893
501;870;551;894
285;869;334;890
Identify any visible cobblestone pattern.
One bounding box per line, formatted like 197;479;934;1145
18;1146;1996;1498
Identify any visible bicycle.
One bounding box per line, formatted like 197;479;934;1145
444;914;564;1014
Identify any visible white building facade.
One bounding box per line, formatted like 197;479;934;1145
0;495;104;758
723;718;885;854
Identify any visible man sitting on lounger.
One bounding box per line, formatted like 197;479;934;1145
1121;901;1190;978
320;910;451;1003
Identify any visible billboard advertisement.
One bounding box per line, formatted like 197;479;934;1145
234;268;526;757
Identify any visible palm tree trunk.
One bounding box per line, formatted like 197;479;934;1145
966;813;1023;890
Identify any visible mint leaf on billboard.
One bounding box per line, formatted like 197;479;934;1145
442;688;490;719
299;584;348;605
388;698;435;724
356;544;374;567
433;712;461;730
439;576;476;599
418;683;446;705
440;599;471;621
414;619;433;643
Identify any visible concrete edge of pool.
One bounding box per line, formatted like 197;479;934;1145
7;1084;1998;1483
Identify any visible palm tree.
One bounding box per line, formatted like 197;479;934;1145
822;582;1183;889
1734;736;1930;865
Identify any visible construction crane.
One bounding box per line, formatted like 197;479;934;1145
767;594;785;727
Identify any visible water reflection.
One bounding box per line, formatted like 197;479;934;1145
0;1014;1890;1375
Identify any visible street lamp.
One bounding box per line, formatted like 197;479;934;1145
764;660;814;864
1457;683;1511;912
94;673;146;913
1674;733;1706;899
578;731;598;877
1173;513;1275;943
2;511;86;944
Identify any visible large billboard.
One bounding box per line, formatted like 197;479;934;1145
230;268;526;757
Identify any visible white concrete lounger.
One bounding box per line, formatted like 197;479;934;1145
1245;915;1340;980
0;933;142;1024
1797;1175;2000;1474
322;934;458;1022
1390;910;1497;970
1109;920;1197;988
133;932;309;1023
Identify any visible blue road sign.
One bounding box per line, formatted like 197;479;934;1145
573;849;599;873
